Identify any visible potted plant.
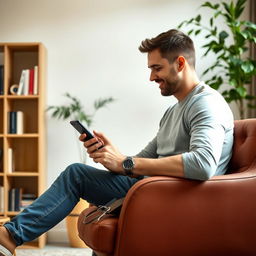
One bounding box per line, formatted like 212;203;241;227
47;92;115;163
178;0;256;119
47;93;115;247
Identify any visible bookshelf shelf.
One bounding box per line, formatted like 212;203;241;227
0;42;46;248
6;134;39;138
7;172;39;177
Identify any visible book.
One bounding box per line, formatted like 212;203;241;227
17;70;26;95
0;65;4;95
8;188;22;212
28;68;34;95
17;67;38;95
17;111;24;134
23;69;29;95
14;188;22;212
33;66;38;95
7;148;14;173
8;111;24;134
8;189;15;211
8;111;17;134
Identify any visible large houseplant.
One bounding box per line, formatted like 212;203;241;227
178;0;256;119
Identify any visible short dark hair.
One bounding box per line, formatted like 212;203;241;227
139;29;196;68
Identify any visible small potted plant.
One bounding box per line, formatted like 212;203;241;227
47;92;115;163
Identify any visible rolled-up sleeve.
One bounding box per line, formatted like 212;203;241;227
182;122;225;180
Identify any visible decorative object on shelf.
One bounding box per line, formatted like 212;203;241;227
178;0;256;119
9;84;19;95
47;93;115;163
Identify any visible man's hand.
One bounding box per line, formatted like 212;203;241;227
79;131;126;174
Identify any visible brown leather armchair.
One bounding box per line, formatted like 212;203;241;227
78;119;256;256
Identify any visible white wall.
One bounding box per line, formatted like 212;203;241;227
0;0;249;243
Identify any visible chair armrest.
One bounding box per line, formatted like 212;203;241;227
115;174;256;256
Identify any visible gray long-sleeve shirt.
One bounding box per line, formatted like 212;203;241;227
136;82;234;180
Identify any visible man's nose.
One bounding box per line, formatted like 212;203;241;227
150;71;156;81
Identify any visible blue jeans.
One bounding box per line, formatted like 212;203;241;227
4;163;143;246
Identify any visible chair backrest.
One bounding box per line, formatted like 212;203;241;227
228;119;256;174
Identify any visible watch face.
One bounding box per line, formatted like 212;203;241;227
123;157;135;173
124;158;134;170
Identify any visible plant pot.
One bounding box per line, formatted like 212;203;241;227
66;198;89;248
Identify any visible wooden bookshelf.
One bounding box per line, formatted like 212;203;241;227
0;43;46;248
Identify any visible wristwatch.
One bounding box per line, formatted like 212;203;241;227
122;156;135;176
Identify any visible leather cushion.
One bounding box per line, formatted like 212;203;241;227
78;206;118;254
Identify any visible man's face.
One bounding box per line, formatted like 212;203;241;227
147;49;181;97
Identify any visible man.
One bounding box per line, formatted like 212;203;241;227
0;29;233;256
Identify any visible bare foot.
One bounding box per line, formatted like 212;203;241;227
0;226;16;255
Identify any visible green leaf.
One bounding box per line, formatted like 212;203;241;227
94;97;115;110
177;21;185;29
195;14;201;23
244;21;256;30
188;29;194;35
236;86;247;97
229;78;238;87
229;89;240;100
240;31;248;39
210;17;213;27
205;33;212;39
201;2;215;9
241;62;255;73
219;31;229;42
214;10;222;18
235;0;246;18
222;2;231;15
195;29;201;35
213;4;220;9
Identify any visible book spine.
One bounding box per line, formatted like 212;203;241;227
33;66;38;95
14;188;22;212
17;111;24;134
23;69;29;95
7;148;13;173
28;68;34;95
17;70;26;95
9;112;17;134
8;189;15;211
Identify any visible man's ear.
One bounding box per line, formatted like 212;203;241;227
177;56;185;71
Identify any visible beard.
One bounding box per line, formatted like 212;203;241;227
156;77;180;96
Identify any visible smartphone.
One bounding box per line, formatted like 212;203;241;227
70;120;104;149
70;120;94;141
